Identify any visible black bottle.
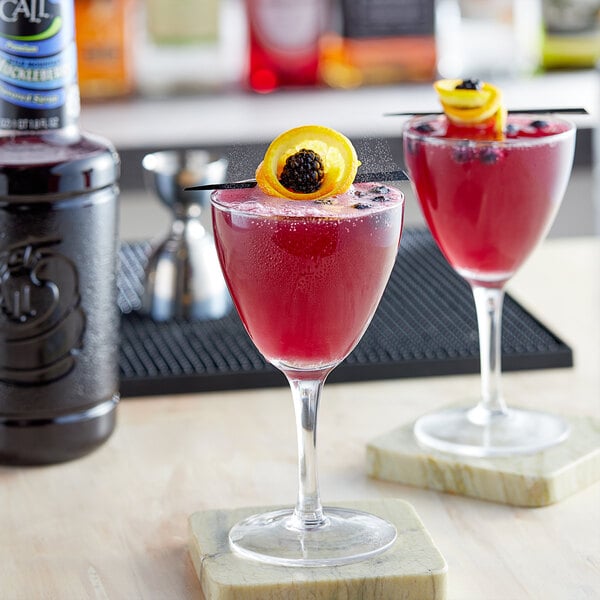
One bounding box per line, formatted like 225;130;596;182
0;0;120;464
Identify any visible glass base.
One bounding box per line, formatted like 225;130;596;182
228;506;397;567
414;406;570;458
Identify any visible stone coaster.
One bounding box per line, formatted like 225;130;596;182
188;498;447;600
367;413;600;507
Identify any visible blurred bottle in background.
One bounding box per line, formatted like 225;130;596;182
69;0;600;101
435;0;542;80
320;0;437;88
134;0;245;95
244;0;326;92
75;0;136;100
541;0;600;69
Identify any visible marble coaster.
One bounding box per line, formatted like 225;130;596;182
188;498;447;600
367;413;600;507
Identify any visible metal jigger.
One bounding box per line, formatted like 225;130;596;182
140;150;231;321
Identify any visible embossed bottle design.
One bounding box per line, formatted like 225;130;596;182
0;238;86;384
0;0;120;464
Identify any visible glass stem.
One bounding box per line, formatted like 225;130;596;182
286;372;329;530
470;286;509;424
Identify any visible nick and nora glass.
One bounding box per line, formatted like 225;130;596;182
404;113;576;457
211;182;404;566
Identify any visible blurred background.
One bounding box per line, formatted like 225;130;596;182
73;0;600;241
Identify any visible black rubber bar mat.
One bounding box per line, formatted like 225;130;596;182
118;229;572;398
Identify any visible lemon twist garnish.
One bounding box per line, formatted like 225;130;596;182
255;125;360;201
434;78;506;137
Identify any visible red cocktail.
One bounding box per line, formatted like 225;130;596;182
212;183;403;369
211;179;404;566
404;115;574;287
404;112;575;457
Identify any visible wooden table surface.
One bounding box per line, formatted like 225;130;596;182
1;237;599;600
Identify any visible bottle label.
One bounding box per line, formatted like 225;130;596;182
341;0;435;39
0;0;79;131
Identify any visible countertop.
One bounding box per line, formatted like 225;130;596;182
1;236;598;599
80;70;599;151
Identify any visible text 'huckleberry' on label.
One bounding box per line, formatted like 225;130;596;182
0;0;79;131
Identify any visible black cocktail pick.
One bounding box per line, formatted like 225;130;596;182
184;169;409;191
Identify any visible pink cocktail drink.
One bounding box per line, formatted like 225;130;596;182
404;115;575;286
212;183;404;370
403;108;576;457
211;179;404;566
208;123;406;567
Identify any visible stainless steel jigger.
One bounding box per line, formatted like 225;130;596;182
140;150;231;321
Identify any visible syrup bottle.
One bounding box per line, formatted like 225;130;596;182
0;0;121;464
320;0;437;88
244;0;325;92
135;0;235;96
75;0;135;99
541;0;600;69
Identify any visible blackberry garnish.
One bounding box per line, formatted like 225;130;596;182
279;149;324;193
371;195;388;203
352;203;370;210
455;78;482;90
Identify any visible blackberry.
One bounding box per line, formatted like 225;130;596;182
352;203;370;210
279;149;324;193
371;195;388;203
455;78;482;90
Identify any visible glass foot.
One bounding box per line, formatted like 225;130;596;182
229;506;397;567
414;406;570;458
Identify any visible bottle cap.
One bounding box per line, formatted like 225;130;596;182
0;133;119;198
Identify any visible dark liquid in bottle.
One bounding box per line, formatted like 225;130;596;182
0;132;120;465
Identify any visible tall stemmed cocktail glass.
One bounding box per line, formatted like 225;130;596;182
403;114;576;457
211;182;404;566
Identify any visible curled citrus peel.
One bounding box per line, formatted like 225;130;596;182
255;125;360;201
434;78;506;137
